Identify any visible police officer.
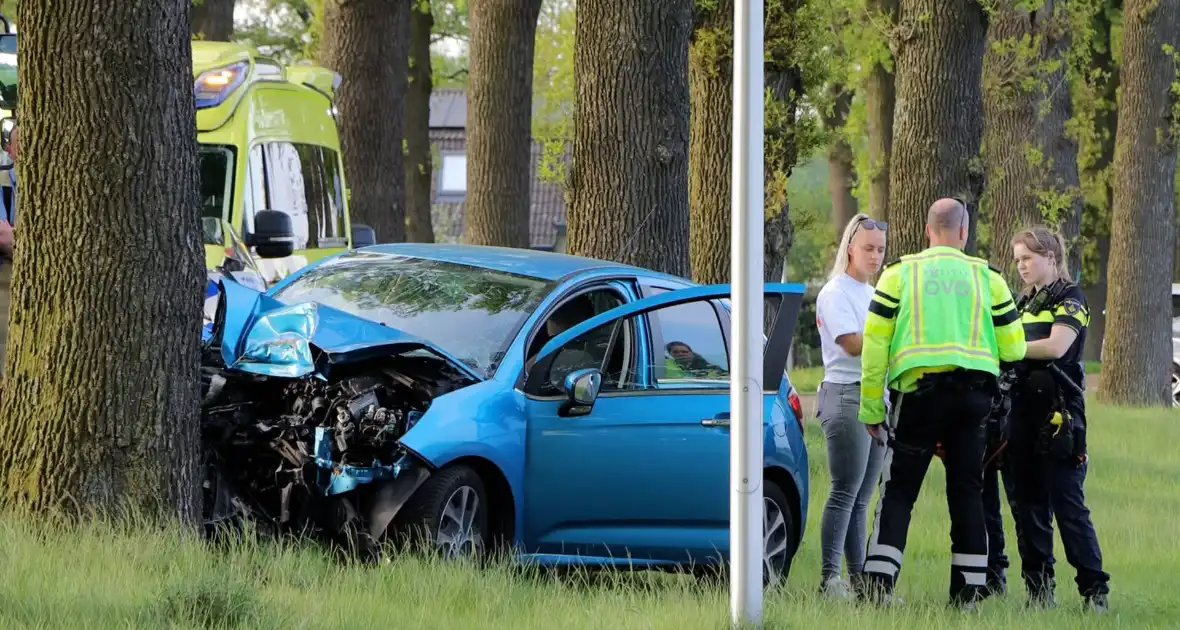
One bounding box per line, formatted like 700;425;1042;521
1005;226;1110;612
857;198;1027;609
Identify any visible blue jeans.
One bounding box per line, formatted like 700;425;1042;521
817;381;886;581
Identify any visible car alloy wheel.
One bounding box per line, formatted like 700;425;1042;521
1171;364;1180;408
763;497;789;585
437;484;483;558
762;481;797;587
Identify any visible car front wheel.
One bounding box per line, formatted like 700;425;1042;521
394;464;488;559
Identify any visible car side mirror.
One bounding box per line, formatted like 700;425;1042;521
559;368;602;417
248;209;295;259
220;256;245;273
351;224;376;248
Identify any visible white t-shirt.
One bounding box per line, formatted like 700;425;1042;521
815;272;875;385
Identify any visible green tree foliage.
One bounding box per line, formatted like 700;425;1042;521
532;0;575;183
232;0;468;84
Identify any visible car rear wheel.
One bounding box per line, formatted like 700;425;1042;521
393;464;488;559
692;479;799;588
1171;363;1179;408
763;480;798;587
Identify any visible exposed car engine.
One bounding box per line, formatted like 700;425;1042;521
199;347;476;559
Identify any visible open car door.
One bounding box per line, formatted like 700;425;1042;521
518;283;804;563
525;282;805;397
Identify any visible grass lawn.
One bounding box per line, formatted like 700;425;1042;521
1;399;1176;629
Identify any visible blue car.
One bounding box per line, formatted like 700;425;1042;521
201;243;809;584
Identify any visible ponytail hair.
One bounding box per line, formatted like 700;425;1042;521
1011;225;1069;281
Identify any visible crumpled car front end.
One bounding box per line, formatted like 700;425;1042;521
200;277;481;558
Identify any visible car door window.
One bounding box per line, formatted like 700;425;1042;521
648;299;730;388
534;288;640;395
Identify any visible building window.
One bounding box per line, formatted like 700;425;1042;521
437;152;467;201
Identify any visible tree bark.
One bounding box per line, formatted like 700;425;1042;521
567;0;693;277
320;0;410;244
982;1;1084;285
404;0;435;243
1098;0;1179;406
463;0;544;248
190;0;235;41
886;0;988;257
0;0;204;521
687;0;733;285
864;0;898;221
823;83;859;233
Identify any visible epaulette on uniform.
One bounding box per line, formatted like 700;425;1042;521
987;263;1003;276
882;259;902;270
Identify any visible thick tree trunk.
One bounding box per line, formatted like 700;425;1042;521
567;0;692;277
687;0;733;285
1098;0;1179;406
686;1;805;284
404;1;435;243
0;0;204;521
864;0;898;221
463;0;544;248
190;0;235;41
320;0;410;243
823;83;858;233
887;0;988;257
982;1;1084;285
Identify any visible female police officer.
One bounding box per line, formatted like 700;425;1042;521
1005;226;1110;612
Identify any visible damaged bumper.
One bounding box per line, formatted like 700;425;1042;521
200;277;479;554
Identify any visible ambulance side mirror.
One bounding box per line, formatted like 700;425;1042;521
248;209;296;259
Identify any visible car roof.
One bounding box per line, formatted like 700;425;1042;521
357;243;687;283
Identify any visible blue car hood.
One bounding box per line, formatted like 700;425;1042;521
213;277;483;381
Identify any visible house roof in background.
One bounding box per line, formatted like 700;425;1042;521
429;88;467;129
428;88;566;130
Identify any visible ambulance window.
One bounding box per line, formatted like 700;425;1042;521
292;144;347;248
242;145;268;236
261;142;310;250
198;146;234;245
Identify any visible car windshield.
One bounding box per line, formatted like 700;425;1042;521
271;252;555;377
199;146;235;245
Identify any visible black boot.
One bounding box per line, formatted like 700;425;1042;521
1084;593;1110;613
1025;575;1057;609
984;567;1007;598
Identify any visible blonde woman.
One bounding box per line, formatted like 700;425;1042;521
813;213;888;599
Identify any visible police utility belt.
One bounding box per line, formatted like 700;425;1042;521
999;280;1087;464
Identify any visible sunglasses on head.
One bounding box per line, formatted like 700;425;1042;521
853;217;888;232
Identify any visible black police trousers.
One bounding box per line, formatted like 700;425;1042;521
863;369;995;603
983;457;1018;589
1005;392;1111;598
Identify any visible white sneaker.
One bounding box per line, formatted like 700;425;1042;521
819;576;855;600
